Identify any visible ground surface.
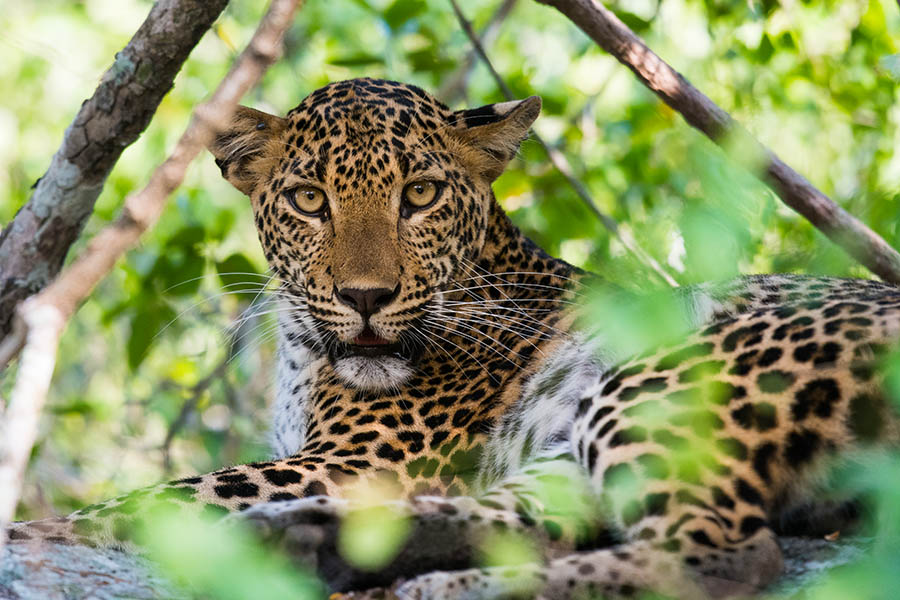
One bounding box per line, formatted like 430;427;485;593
0;535;867;599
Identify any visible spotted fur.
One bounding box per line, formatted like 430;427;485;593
8;79;900;600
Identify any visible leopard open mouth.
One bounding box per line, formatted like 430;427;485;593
330;326;423;362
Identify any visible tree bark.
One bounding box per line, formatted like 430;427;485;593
0;543;186;600
536;0;900;284
0;0;230;340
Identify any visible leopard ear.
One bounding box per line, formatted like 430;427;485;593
207;106;287;195
450;96;541;181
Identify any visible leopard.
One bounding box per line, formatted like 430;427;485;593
6;77;900;600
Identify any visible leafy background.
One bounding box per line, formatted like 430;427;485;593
2;0;900;595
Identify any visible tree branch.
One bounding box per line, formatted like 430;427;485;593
536;0;900;283
0;0;303;555
0;0;231;341
438;0;518;105
449;0;679;287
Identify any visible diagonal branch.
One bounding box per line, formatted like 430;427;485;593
0;0;231;341
536;0;900;284
0;0;303;555
449;0;679;287
439;0;518;105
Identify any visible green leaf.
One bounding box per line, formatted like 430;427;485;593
216;253;264;301
328;52;385;67
383;0;425;30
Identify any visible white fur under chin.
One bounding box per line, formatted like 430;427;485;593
333;355;415;391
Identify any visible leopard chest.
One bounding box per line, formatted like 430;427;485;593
271;339;534;497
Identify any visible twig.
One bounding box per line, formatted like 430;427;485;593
161;358;231;472
0;0;302;554
0;0;231;340
536;0;900;284
439;0;518;105
159;306;254;471
449;0;679;288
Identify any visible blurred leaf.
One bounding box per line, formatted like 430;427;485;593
127;303;174;370
339;503;411;570
145;508;324;600
383;0;425;30
216;253;264;301
328;52;385;67
879;54;900;81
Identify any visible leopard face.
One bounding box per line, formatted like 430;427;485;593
211;79;540;390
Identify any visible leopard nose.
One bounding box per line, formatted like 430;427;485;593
335;285;400;318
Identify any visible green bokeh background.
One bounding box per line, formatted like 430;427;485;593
2;3;900;591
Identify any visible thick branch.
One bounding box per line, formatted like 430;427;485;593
0;0;302;554
449;0;678;287
537;0;900;283
0;0;230;340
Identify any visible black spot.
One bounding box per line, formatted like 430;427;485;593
793;342;818;362
587;405;615;429
722;322;769;351
784;429;821;466
618;378;667;402
791;378;840;421
757;347;783;367
740;516;767;536
735;478;765;506
262;469;303;486
213;482;259;499
689;529;718;548
597;419;618;439
376;443;405;462
270;492;299;502
609;426;648;447
752;442;777;482
711;486;735;510
303;480;328;497
350;431;379;444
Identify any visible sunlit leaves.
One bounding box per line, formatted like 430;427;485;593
144;509;324;600
338;503;411;570
338;477;411;570
478;529;540;568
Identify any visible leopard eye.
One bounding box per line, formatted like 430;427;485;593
401;181;441;215
284;186;327;216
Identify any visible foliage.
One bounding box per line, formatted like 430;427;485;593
2;0;900;596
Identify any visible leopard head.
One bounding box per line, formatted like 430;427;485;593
208;78;540;390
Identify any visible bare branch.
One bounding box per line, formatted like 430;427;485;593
0;0;231;340
439;0;518;105
449;0;679;287
536;0;900;283
0;0;303;552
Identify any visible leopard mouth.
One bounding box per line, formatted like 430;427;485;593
330;326;423;362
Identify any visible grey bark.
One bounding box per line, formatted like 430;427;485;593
0;543;186;600
0;0;229;340
536;0;900;284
